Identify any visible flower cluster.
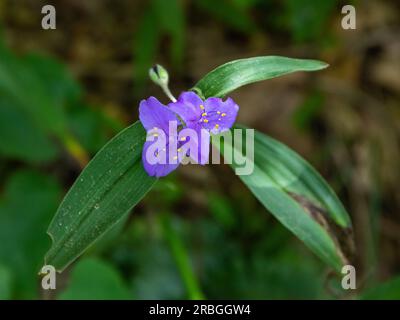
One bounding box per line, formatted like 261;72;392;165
139;91;239;177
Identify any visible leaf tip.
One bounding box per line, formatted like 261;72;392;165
317;61;329;70
322;62;330;69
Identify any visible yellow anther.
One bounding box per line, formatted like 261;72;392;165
200;104;205;110
153;133;159;137
215;124;219;129
217;111;221;114
180;136;186;141
201;112;207;117
173;156;178;160
177;148;182;152
203;119;209;123
221;113;226;117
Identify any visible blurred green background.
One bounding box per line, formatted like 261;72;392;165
0;0;399;299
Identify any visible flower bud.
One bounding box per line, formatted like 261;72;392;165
149;64;169;87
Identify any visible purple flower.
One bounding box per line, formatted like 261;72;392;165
139;92;239;177
139;97;182;177
169;92;239;135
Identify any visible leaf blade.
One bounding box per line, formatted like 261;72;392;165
212;127;353;271
193;56;328;98
45;121;157;271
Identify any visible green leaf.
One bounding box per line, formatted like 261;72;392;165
67;102;119;154
279;0;338;43
0;97;59;163
129;217;186;299
0;44;88;164
195;0;257;34
361;276;400;300
0;264;12;300
59;258;131;299
160;213;205;300
45;121;157;271
153;0;185;67
0;170;61;299
21;53;82;106
196;55;351;271
212;127;353;271
133;6;161;94
0;44;67;137
133;0;185;93
193;56;328;98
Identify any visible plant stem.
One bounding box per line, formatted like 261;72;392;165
160;213;205;300
60;133;89;168
161;84;177;102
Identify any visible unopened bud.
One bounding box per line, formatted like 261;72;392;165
149;64;169;87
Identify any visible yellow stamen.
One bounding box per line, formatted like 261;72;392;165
221;113;226;117
173;156;178;160
177;148;182;152
201;112;207;117
215;124;219;129
180;136;186;141
217;111;221;114
153;133;159;137
200;104;205;110
203;119;209;123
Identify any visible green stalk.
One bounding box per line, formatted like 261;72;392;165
160;213;205;300
59;132;89;168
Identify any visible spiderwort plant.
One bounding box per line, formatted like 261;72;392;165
45;57;354;285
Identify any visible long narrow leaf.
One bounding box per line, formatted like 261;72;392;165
213;127;354;271
193;56;328;98
45;121;157;271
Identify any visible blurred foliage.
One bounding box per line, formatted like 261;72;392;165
361;276;400;300
0;0;399;300
0;41;118;165
59;258;131;300
292;92;324;131
0;170;61;299
133;0;184;93
195;0;257;34
276;0;339;43
0;264;12;300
